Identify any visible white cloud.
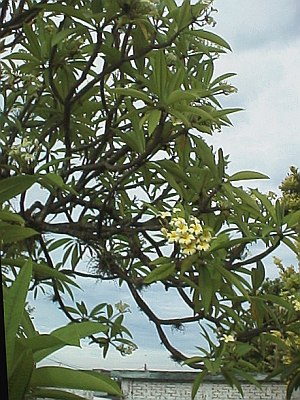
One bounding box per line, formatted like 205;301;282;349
213;0;300;50
208;37;300;192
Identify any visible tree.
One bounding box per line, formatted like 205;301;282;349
234;167;300;397
1;1;299;399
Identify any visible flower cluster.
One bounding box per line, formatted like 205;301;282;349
265;258;300;366
116;343;137;356
121;0;160;18
159;209;212;256
8;138;38;163
270;330;300;366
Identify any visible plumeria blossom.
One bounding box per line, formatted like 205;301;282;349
8;137;38;164
115;301;131;314
200;230;212;242
172;207;181;213
292;298;300;311
221;334;236;343
189;223;203;235
159;211;172;219
196;240;210;252
159;208;212;256
116;343;137;356
182;242;197;256
178;232;195;246
167;230;180;244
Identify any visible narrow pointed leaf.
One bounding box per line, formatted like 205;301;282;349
30;367;122;396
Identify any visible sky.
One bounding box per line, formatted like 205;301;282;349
31;0;300;373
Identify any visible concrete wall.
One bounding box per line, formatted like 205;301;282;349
120;379;289;400
108;370;300;400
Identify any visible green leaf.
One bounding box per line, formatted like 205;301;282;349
156;159;199;192
147;109;161;135
191;135;218;175
34;321;109;363
180;254;198;274
144;263;175;284
214;264;250;300
4;259;32;378
113;88;152;104
8;348;34;400
38;173;78;195
199;267;214;313
252;189;276;221
266;333;289;350
232;368;261;388
191;30;232;51
36;157;71;173
166;89;198;105
231;186;262;218
151;49;169;100
251;261;265;292
286;371;300;400
262;294;294;312
221;369;243;395
20;309;38;339
209;236;255;252
0;223;37;244
36;4;93;21
30;388;88;400
19;334;68;355
229;171;269;181
23;24;41;59
284;210;300;228
210;72;237;87
152;163;186;198
51;28;76;47
0;210;25;224
181;105;212;121
164;0;177;11
192;370;208;399
3;258;79;288
30;367;122;396
0;175;37;202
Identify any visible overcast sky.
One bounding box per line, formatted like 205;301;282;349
32;1;300;373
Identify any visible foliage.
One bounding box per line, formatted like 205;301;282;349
232;171;300;397
280;166;300;214
0;1;299;399
4;265;122;400
1;180;124;399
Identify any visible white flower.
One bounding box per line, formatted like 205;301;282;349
117;344;137;355
160;227;168;237
158;211;172;219
221;334;235;343
173;218;188;234
23;153;34;162
21;138;32;148
178;232;195;246
202;0;213;6
167;230;180;243
188;223;203;236
196;240;210;252
115;301;130;314
200;230;212;242
292;299;300;311
182;243;197;256
172;207;181;213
